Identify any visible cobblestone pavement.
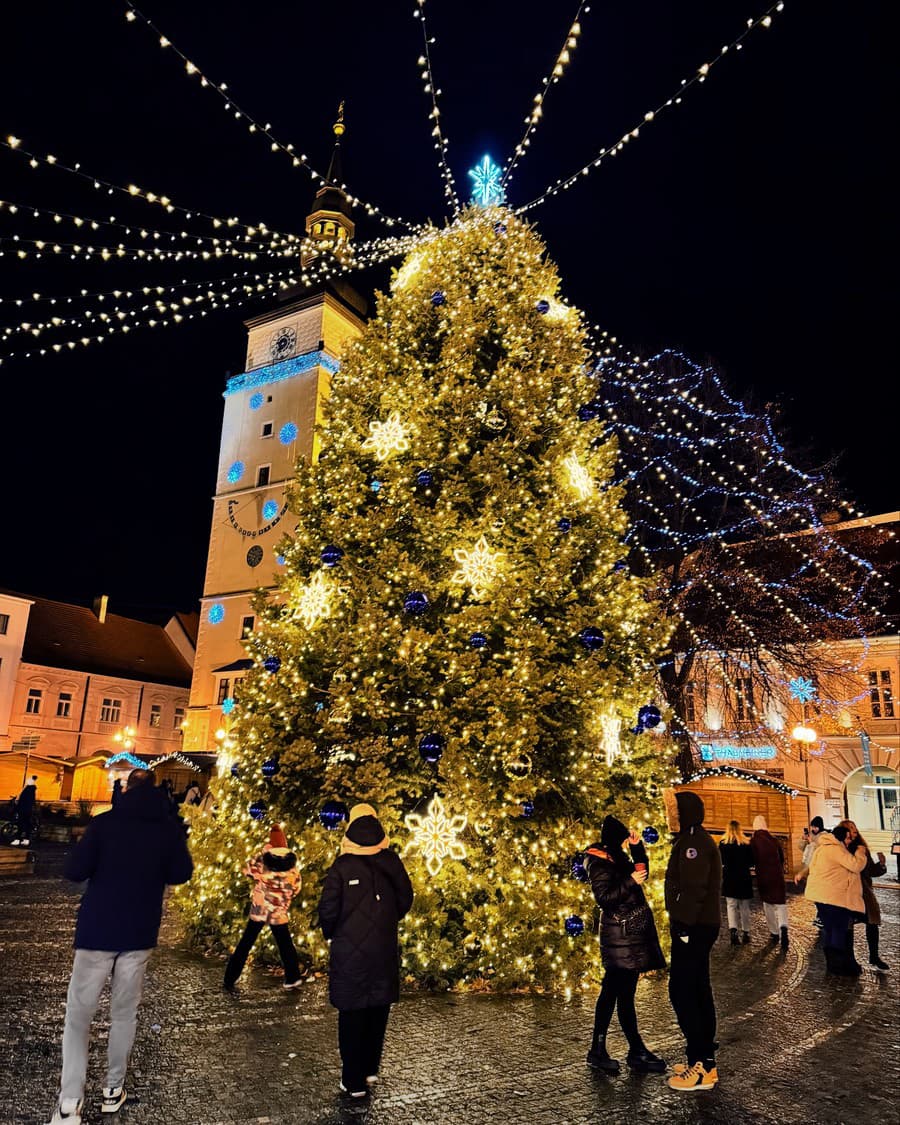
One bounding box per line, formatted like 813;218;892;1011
1;847;897;1125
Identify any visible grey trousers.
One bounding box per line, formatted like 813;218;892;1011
763;901;788;934
725;897;751;931
60;948;151;1101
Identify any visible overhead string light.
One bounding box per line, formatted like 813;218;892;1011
1;134;300;246
0;234;281;264
122;3;420;233
517;0;787;214
412;0;460;214
501;1;588;189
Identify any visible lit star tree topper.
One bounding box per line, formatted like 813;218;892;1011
451;535;502;599
468;155;505;207
405;794;467;877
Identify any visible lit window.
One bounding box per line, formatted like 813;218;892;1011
149;704;162;729
173;707;186;730
100;698;122;724
217;679;230;706
26;688;43;715
56;691;72;719
869;670;895;719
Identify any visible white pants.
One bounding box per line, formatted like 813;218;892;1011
763;902;788;935
61;948;151;1101
725;897;751;932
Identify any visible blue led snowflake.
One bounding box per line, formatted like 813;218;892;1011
227;461;245;484
468;155;505;207
249;392;264;410
208;603;225;624
788;676;816;704
262;499;279;521
221;697;235;715
279;422;298;445
275;554;286;566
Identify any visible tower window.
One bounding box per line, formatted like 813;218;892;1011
0;612;9;634
241;615;255;639
261;421;274;438
257;465;270;487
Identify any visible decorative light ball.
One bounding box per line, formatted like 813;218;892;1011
536;299;550;314
416;469;434;488
578;627;605;651
404;591;429;615
370;479;383;493
230;763;240;778
227;460;245;484
320;544;344;568
278;421;298;445
577;403;600;422
484;408;507;432
473;817;492;836
565;914;585;937
469;632;488;649
493;220;507;234
263;655;281;674
418;732;446;764
318;800;349;830
430;290;446;306
261;758;279;779
248;800;267;821
613;560;628;572
521;799;535;818
262;499;279;521
221;697;235;716
638;704;662;729
249;392;264;410
642;826;660;845
571;852;589;882
504;752;532;779
208;603;225;624
275;554;286;566
558;517;572;533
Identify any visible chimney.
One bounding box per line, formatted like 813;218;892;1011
92;594;109;623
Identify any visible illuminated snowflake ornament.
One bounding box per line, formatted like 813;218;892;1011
452;535;502;599
563;452;594;500
599;707;622;767
788;676;816;704
295;570;333;628
362;411;410;460
405;794;467;877
468;155;505;207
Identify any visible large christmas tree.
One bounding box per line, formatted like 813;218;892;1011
181;206;675;991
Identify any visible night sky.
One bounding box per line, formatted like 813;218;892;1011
0;1;891;615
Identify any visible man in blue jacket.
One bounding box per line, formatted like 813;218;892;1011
47;769;193;1125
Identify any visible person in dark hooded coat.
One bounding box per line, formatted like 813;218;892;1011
584;815;667;1075
663;789;722;1093
317;803;413;1100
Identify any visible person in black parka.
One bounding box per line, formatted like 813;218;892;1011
11;775;38;846
317;802;413;1100
584;815;667;1075
719;819;754;945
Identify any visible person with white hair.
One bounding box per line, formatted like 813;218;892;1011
750;815;788;949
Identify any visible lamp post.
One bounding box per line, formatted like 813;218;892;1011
791;703;817;793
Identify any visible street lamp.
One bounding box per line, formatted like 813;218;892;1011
113;726;137;750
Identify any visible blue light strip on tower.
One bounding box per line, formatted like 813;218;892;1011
224;349;340;397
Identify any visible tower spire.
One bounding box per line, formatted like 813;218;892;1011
302;103;355;268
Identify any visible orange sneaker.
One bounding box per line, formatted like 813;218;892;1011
668;1062;718;1091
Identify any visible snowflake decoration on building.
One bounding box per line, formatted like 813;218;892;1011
451;535;502;600
405;794;467;877
295;570;333;629
362;411;410;460
563;452;594;500
788;676;816;704
599;707;621;767
468;155;505;207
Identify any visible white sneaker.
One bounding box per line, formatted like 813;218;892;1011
47;1098;83;1124
9;839;20;846
20;838;30;847
101;1086;127;1114
282;979;303;990
366;1074;379;1085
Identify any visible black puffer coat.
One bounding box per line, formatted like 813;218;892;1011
719;841;754;899
586;816;666;973
318;827;414;1011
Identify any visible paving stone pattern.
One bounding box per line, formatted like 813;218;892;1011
0;847;897;1125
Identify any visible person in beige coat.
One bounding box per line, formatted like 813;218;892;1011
804;824;867;976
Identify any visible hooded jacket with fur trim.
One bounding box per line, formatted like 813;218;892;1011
663;790;722;929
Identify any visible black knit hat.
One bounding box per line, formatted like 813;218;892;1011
346;814;387;848
810;816;825;831
599;815;629;848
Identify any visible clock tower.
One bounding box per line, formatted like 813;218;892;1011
183;111;366;755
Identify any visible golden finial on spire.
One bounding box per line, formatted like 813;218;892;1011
333;101;345;138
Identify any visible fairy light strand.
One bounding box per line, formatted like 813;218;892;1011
412;0;460;214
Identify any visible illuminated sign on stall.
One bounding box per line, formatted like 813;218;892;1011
699;744;777;763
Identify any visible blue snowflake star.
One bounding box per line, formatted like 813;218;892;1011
468;155;505;207
788;676;816;704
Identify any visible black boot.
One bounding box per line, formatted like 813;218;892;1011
626;1045;667;1073
730;928;740;945
770;932;779;945
780;926;789;950
587;1038;620;1074
742;931;751;944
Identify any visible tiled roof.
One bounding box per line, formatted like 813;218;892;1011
5;592;194;687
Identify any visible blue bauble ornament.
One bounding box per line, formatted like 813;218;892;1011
230;763;240;778
536;299;550;314
578;627;606;651
571;852;589;882
494;220;507;234
416;469;434;488
404;591;429;615
642;825;660;845
577;403;600;422
418;732;446;764
319;800;349;830
431;290;446;307
261;758;279;779
320;544;344;568
558;517;572;533
613;560;628;572
637;704;662;730
370;479;383;493
263;655;281;674
565;914;585;937
249;800;267;821
521;799;535;818
469;632;488;649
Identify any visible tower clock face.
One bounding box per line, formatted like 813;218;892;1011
269;326;296;361
226;496;288;540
